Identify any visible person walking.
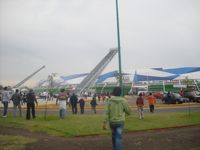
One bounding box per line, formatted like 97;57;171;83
166;91;172;104
70;93;78;114
90;95;98;114
136;93;144;119
22;93;27;105
1;87;11;117
146;93;156;113
79;97;85;114
49;91;54;101
11;89;22;117
103;87;131;150
56;89;67;119
26;89;38;120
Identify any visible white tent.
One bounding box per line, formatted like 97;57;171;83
135;68;176;77
174;71;200;80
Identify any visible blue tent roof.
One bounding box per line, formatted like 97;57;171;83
96;71;129;83
161;67;200;75
134;67;200;81
96;71;118;83
61;73;88;81
62;71;124;83
133;74;179;82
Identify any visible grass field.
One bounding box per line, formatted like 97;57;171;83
0;135;36;150
0;111;200;137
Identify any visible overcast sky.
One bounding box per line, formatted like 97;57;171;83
0;0;199;87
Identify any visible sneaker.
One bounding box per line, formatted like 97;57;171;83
2;115;7;118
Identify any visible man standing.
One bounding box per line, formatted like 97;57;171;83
79;97;85;114
56;89;67;119
146;93;156;113
166;91;172;104
90;95;98;114
1;87;10;117
136;93;144;119
103;87;131;150
70;93;78;114
11;89;22;117
26;89;38;120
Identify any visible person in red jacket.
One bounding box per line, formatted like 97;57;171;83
136;93;144;119
146;93;156;113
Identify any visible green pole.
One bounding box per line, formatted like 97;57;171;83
115;0;123;96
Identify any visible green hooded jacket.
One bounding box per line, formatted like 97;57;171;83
104;96;131;124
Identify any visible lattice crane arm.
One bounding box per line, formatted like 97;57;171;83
13;65;45;88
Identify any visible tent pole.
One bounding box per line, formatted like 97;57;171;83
163;81;166;93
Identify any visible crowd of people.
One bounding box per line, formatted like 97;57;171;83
1;86;38;120
0;87;113;119
55;90;106;118
1;86;159;150
0;86;159;119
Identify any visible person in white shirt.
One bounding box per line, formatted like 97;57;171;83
1;87;11;117
56;89;67;119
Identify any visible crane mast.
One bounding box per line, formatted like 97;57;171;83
13;65;45;88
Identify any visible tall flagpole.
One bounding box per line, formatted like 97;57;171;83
115;0;123;96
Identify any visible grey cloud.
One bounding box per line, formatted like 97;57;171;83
0;0;199;86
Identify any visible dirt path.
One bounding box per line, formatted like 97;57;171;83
0;125;200;150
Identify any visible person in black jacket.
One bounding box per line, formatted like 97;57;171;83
90;95;98;114
70;93;78;114
11;89;22;117
79;97;85;114
26;89;38;120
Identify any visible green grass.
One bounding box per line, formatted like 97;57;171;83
126;111;200;131
0;135;36;150
0;111;200;137
191;147;200;150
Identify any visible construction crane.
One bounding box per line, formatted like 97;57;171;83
13;65;45;88
75;49;118;95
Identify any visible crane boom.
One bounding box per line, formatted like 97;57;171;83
13;65;45;88
75;49;118;95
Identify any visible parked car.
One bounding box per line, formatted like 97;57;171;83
162;92;189;104
153;91;164;99
184;91;200;102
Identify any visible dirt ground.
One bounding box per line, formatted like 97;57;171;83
0;125;200;150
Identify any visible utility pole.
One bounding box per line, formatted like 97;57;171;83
115;0;123;96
